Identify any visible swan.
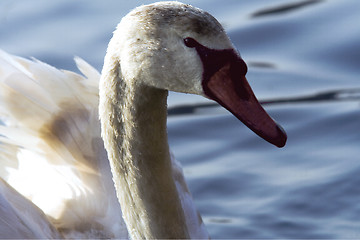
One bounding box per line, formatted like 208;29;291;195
0;1;286;239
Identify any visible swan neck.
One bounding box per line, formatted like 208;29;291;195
99;58;189;239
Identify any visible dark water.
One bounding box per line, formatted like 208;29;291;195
1;0;360;238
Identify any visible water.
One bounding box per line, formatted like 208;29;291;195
1;0;360;238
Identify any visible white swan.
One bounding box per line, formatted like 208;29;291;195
0;1;286;239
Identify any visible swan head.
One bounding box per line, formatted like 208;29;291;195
110;1;287;147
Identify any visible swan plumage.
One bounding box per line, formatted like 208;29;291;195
0;50;128;238
0;1;286;238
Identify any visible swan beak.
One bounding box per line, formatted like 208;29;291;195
203;60;287;148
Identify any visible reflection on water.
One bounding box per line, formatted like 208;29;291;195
1;0;360;238
251;0;324;17
169;100;360;238
168;88;360;116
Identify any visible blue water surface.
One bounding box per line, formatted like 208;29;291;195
1;0;360;238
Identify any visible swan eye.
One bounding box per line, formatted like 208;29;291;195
184;37;198;48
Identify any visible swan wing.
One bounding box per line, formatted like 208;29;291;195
0;50;128;238
0;179;62;238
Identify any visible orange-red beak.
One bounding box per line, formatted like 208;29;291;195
184;37;287;147
204;60;287;148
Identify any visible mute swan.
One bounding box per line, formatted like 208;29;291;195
0;1;286;239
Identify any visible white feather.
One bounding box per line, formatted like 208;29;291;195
0;50;127;238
